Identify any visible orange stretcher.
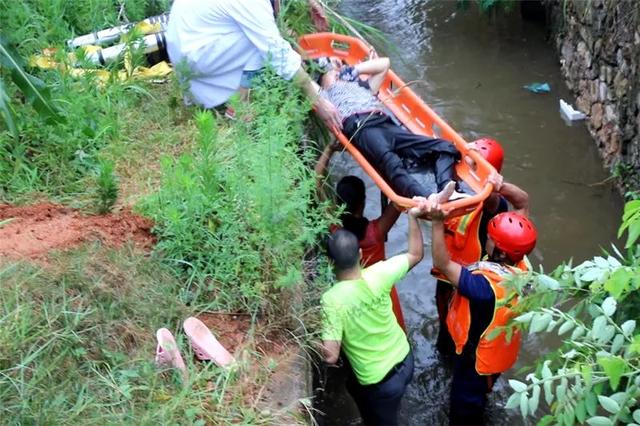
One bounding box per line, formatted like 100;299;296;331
299;33;495;218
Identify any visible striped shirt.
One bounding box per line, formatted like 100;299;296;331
320;80;382;121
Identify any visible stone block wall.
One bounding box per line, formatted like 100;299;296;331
545;0;640;193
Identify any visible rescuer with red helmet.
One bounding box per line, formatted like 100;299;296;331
435;138;531;356
429;202;537;425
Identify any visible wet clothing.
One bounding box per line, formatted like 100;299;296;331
166;0;300;107
321;255;410;385
343;112;460;197
346;350;414;426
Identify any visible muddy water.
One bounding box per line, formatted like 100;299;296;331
317;1;623;425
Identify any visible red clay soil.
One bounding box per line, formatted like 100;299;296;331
0;203;155;259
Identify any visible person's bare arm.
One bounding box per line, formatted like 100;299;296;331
376;203;401;237
405;197;428;269
499;182;530;217
354;57;390;94
322;340;341;364
293;68;342;130
430;205;463;286
314;143;341;202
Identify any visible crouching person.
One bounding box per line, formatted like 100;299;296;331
320;199;429;425
430;206;537;425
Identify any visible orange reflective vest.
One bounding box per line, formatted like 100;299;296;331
446;260;528;375
431;205;483;281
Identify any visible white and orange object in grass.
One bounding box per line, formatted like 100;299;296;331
298;32;497;218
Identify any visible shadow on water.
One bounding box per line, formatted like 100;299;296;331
313;1;623;425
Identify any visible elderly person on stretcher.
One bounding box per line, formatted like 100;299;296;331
316;56;465;201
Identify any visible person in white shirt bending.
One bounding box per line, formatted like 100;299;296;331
166;0;341;129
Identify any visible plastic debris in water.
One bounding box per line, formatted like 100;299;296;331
522;82;551;93
559;99;586;121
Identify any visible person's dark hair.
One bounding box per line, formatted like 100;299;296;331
336;175;368;240
336;175;365;214
326;229;360;271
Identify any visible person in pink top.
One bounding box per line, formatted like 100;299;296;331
316;143;406;330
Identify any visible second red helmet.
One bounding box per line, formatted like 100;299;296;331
473;137;504;173
487;212;537;263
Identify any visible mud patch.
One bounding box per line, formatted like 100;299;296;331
0;203;155;259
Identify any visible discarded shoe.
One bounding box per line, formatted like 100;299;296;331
155;328;188;380
183;317;235;368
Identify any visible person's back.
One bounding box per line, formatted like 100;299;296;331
322;257;410;384
166;0;300;108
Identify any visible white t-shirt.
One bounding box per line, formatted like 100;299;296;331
166;0;302;107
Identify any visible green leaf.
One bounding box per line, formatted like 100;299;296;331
528;384;540;415
586;391;598;416
582;364;593;388
558;320;575;335
515;311;535;323
530;313;552;333
631;335;640;354
0;78;17;137
541;361;552;379
604;268;632;299
626;221;640;248
557;381;567;402
544;380;553;405
581;267;605;282
571;326;585;340
586;416;613;426
610;334;625;355
597;356;627;390
598;325;616;344
621;320;636;337
601;297;617;317
575;400;587;423
505;392;521;410
519;392;528;418
597;395;620;414
0;36;61;122
509;379;527;393
633;409;640;424
537;415;554;426
591;315;607;339
563;406;576;426
538;274;559;290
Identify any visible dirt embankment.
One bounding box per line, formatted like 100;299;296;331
0;203;155;259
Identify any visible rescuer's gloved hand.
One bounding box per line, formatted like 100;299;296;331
339;66;359;82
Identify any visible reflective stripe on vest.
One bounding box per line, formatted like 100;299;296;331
446;260;528;375
431;205;483;282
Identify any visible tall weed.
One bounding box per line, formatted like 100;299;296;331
139;71;333;312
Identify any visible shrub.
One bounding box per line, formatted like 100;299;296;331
139;70;333;312
503;200;640;425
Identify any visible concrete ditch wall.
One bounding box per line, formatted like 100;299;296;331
545;0;640;193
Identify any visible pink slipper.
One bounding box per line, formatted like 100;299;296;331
183;317;235;367
155;328;188;379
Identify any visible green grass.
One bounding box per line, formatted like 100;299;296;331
0;245;309;425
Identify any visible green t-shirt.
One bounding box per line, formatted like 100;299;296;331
321;255;410;385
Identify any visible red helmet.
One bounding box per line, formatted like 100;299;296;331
487;212;537;263
473;137;504;173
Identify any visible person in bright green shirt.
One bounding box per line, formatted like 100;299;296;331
321;196;430;426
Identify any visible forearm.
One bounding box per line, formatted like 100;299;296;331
293;67;320;101
432;221;461;286
315;147;333;200
406;214;424;268
499;182;529;216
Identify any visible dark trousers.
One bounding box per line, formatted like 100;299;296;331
345;350;415;426
343;113;460;198
435;280;456;356
449;356;500;425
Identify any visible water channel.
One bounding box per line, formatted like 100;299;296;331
316;0;624;424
